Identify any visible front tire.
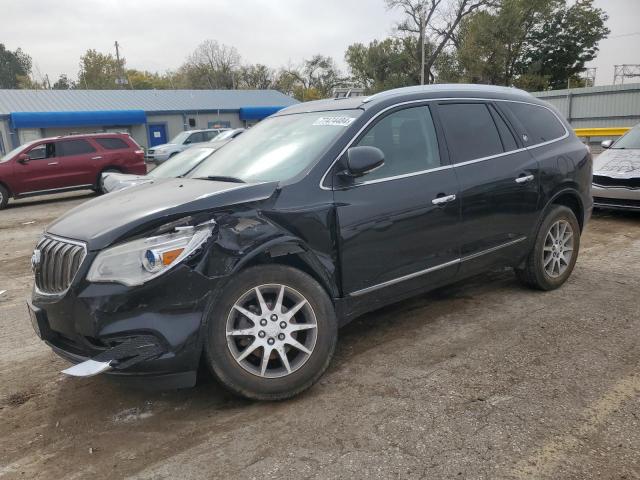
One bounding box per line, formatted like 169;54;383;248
0;184;8;210
204;265;337;400
516;205;581;290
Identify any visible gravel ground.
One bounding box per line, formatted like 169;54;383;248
0;191;639;480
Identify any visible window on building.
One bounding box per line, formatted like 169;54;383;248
95;137;129;150
57;139;96;156
502;102;566;145
438;103;504;163
188;118;196;128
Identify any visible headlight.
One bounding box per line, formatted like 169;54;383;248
86;220;215;286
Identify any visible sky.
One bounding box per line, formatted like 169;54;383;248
1;0;639;87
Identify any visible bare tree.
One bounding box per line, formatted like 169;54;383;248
386;0;496;83
185;40;241;89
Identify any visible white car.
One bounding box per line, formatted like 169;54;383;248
592;124;640;210
146;129;229;164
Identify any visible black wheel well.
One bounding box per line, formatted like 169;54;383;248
551;191;584;231
240;251;335;299
0;180;11;197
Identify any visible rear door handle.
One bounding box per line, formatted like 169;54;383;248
47;162;59;166
432;194;456;205
515;174;534;184
91;156;103;160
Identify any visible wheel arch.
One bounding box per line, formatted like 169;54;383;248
0;179;12;197
546;187;585;231
229;237;339;300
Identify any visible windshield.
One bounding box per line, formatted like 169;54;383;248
168;131;190;145
0;141;36;163
188;110;361;183
212;130;236;142
148;147;214;178
613;126;640;149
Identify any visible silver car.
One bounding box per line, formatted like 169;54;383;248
146;128;229;163
102;146;217;193
592;124;640;210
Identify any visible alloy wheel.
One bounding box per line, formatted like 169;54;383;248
226;284;318;378
542;219;574;278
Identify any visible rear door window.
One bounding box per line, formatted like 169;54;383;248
57;139;96;156
437;103;504;163
95;137;129;150
502;102;566;145
355;105;441;182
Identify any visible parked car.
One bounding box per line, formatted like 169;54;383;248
104;131;246;193
146;129;229;164
103;146;218;193
28;84;592;400
0;133;145;209
592;123;640;210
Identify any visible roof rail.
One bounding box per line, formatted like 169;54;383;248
363;84;530;103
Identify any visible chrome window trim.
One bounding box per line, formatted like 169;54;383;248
321;97;569;191
33;233;88;297
348;236;526;297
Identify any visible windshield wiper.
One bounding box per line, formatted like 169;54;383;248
196;175;245;183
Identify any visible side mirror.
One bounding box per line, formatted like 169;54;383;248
345;146;385;177
17;153;30;164
601;139;613;149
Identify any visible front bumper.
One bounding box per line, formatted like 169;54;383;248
145;151;172;163
592;183;640;210
30;260;217;387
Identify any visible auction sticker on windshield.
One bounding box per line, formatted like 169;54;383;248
313;117;356;127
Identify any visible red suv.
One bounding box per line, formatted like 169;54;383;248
0;133;146;209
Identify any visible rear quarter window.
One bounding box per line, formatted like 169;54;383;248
95;137;130;150
503;102;566;145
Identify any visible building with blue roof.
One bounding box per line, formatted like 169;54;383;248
0;89;298;153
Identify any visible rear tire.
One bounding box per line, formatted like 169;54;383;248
516;205;580;290
0;184;9;210
97;168;120;194
204;265;337;401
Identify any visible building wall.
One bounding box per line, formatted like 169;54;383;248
533;83;640;129
0;118;10;155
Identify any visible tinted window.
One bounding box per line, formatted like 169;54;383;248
58;139;96;156
489;104;518;151
203;131;221;141
95;137;129;150
503;102;566;144
27;142;56;160
355;106;441;181
438;103;503;163
186;132;204;144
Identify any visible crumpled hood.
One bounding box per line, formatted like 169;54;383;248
47;178;278;250
593;149;640;179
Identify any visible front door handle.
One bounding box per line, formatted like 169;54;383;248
515;174;534;184
47;162;59;166
432;194;456;205
91;156;103;160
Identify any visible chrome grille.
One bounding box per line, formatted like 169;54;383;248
34;236;87;295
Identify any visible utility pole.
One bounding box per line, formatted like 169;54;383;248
420;13;425;85
114;41;129;88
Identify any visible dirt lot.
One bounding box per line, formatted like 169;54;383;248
0;191;639;480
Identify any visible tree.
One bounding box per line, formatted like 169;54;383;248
52;74;74;90
281;55;346;100
345;37;419;92
77;49;121;89
239;64;274;89
454;0;608;90
386;0;497;83
521;0;609;89
181;40;241;89
0;44;32;88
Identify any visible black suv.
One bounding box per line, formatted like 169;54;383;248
28;85;592;400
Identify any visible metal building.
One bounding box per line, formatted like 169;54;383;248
0;89;298;155
532;83;640;129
